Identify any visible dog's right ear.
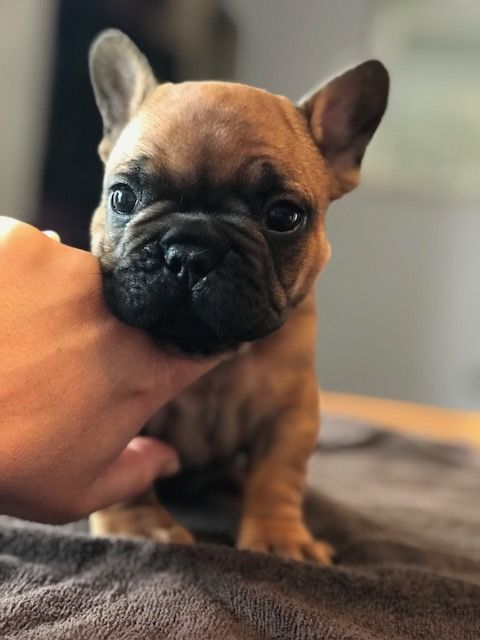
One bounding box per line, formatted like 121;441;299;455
89;29;156;161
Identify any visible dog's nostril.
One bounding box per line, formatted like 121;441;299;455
164;250;183;275
189;251;219;277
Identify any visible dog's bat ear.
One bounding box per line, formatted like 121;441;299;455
89;29;156;161
298;60;389;198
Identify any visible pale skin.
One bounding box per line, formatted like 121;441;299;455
0;217;217;524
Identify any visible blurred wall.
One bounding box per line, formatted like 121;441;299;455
0;0;57;222
224;0;480;410
223;0;372;97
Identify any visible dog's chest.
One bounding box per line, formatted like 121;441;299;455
144;351;265;467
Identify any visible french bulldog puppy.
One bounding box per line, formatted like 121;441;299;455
88;30;389;563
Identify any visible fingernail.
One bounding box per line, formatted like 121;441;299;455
162;456;181;476
43;230;61;242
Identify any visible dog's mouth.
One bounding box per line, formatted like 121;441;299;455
101;262;286;356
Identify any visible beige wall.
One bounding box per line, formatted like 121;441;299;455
0;0;57;221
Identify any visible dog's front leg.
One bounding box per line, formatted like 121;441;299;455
237;403;334;565
89;488;194;545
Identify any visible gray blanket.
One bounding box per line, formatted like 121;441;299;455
1;419;479;639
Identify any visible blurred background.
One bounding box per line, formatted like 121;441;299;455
1;0;478;410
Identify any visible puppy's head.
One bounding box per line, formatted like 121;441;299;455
89;30;389;355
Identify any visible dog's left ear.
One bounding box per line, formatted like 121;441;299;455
299;60;389;198
89;29;157;161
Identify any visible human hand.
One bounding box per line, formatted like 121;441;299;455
0;217;217;523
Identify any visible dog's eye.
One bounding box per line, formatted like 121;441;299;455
264;202;303;233
109;185;137;215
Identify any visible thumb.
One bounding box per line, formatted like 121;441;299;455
86;437;180;513
153;350;231;407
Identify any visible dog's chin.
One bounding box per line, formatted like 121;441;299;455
147;317;281;356
102;273;286;356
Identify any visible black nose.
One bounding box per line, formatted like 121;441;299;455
164;243;224;285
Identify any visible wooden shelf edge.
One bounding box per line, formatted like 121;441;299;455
320;390;480;449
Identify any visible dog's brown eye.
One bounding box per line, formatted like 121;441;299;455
264;202;303;233
110;185;137;215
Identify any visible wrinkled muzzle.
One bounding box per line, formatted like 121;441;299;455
101;215;287;355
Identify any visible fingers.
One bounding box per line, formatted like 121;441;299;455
0;218;68;263
0;216;24;234
0;217;37;247
85;437;180;514
0;217;59;242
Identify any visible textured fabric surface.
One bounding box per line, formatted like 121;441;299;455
0;421;479;639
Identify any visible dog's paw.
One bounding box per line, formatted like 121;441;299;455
147;523;195;545
237;518;335;565
90;507;195;545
